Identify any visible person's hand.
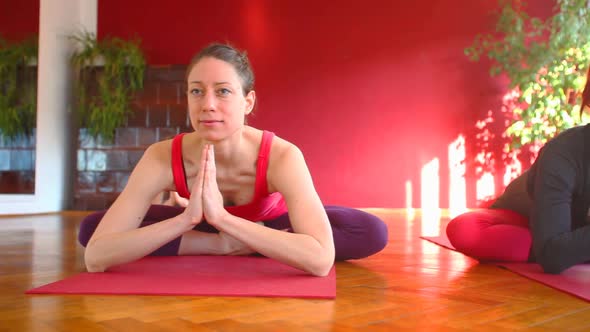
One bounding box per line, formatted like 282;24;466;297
172;191;189;208
179;145;206;228
202;145;229;225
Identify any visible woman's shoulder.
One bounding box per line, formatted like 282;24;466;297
531;125;587;169
244;126;299;153
527;125;588;194
258;130;308;193
122;136;177;195
266;131;301;159
137;136;176;171
244;127;303;167
544;125;586;152
147;136;174;157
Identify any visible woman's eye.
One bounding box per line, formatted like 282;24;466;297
218;88;231;95
190;88;202;95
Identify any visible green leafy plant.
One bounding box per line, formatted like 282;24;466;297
71;31;145;142
0;36;38;140
465;0;590;150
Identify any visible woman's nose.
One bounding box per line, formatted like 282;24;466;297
201;92;216;111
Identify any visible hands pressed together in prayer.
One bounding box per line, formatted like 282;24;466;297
180;145;255;255
182;144;226;226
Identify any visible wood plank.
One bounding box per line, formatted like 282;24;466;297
1;209;588;331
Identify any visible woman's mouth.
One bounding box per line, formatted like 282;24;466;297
199;120;223;126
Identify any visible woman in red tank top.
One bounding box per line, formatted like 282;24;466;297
79;43;388;276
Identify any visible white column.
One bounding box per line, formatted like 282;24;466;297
79;0;97;36
0;0;97;214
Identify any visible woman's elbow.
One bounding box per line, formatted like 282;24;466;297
539;262;565;274
85;263;106;273
84;246;106;273
84;259;106;273
306;251;335;277
537;256;566;274
306;262;332;277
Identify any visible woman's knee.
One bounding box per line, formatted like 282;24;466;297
144;204;184;221
446;210;531;261
446;211;491;253
328;207;389;260
78;210;107;247
360;211;389;254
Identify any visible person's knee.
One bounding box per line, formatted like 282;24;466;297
446;212;484;252
333;210;388;260
364;213;388;254
77;211;105;247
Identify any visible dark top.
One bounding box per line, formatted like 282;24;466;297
491;124;590;273
525;124;590;273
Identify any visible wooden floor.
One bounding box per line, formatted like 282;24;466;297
1;209;590;331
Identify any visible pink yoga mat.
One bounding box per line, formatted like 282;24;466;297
421;235;590;302
26;256;336;299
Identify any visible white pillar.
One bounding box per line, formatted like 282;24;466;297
79;0;97;35
0;0;97;214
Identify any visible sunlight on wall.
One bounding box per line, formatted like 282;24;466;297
448;135;467;219
405;180;415;221
418;132;521;224
476;172;495;202
420;158;441;236
503;151;522;186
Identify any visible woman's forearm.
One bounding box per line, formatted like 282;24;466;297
216;214;335;276
84;215;190;272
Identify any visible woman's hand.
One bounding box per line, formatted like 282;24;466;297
202;144;229;225
172;191;189;208
179;145;207;228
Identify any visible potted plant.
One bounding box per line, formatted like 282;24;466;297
0;36;38;141
70;31;146;143
466;0;590;160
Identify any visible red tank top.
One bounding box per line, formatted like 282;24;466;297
171;131;288;222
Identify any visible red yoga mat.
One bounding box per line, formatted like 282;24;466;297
421;235;590;302
26;256;336;299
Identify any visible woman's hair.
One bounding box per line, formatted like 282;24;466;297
582;66;590;111
185;43;255;96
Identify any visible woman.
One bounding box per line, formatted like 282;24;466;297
446;67;590;274
79;43;388;276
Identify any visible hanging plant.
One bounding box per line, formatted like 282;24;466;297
71;31;145;142
465;0;590;151
0;36;38;140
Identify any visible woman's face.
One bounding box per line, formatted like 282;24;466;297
186;57;255;141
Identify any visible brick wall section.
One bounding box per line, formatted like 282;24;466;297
0;133;35;194
0;66;37;194
73;65;190;210
0;65;190;209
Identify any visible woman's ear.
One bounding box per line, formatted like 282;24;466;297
245;90;256;114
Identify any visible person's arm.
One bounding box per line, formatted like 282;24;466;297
530;143;590;274
84;143;208;272
202;143;335;277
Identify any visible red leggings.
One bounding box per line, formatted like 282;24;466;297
445;209;531;261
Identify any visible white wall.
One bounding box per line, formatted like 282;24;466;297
0;0;97;215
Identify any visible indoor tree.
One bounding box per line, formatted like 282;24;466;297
71;31;145;143
466;0;590;153
0;36;37;141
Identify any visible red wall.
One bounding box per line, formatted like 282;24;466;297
1;1;558;208
98;0;505;208
0;0;38;42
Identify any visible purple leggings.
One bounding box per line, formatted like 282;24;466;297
446;208;531;261
78;205;388;261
